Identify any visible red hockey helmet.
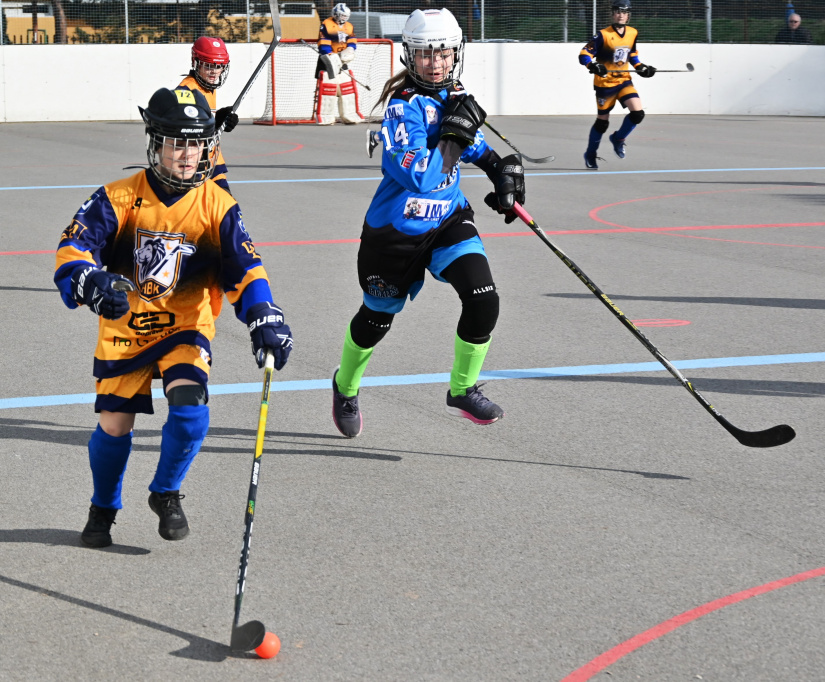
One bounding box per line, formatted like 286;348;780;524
191;37;230;90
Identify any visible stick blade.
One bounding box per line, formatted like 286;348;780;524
731;423;796;449
269;1;282;40
231;620;267;651
524;155;555;164
686;63;694;71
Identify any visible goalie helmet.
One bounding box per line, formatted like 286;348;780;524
191;36;230;90
332;3;351;25
401;8;465;92
138;87;218;192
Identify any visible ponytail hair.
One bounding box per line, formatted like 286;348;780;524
371;69;411;118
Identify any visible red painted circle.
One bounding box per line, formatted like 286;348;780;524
631;319;691;327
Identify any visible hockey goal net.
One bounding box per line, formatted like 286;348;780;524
255;39;395;125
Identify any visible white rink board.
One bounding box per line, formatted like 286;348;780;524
0;42;822;122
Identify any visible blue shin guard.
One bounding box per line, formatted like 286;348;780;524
615;114;637;141
88;425;132;510
149;404;209;494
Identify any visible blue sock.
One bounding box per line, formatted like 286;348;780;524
614;114;637;141
587;125;604;154
150;404;209;493
88;425;132;510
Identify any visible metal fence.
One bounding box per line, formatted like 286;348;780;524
1;1;823;45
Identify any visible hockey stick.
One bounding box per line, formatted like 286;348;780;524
298;38;372;91
111;279;135;293
511;202;795;449
483;120;555;164
613;62;695;74
230;351;275;652
229;0;283;115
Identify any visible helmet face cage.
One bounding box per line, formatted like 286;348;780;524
332;3;350;24
146;131;219;192
193;58;230;90
404;41;464;91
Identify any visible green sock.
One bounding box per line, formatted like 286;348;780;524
450;335;491;397
336;324;374;397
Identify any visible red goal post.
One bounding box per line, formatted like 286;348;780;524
255;39;395;125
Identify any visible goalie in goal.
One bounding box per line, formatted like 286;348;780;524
315;3;365;125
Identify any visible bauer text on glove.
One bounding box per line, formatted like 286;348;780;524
247;302;293;370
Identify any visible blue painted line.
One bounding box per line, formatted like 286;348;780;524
1;352;823;411
2;167;824;192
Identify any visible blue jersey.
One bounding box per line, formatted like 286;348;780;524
366;83;491;236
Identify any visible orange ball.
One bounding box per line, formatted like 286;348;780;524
255;631;281;659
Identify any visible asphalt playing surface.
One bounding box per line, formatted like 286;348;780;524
1;114;824;681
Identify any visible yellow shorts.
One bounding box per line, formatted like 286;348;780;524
595;82;639;114
95;344;212;414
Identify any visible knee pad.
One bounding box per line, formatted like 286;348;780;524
350;304;395;348
457;289;500;344
166;384;207;406
629;109;645;125
593;118;610;134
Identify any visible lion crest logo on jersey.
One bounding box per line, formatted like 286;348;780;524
134;229;197;301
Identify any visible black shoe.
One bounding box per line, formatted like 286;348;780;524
81;504;117;548
608;132;626;159
366;129;381;158
332;369;363;438
584;151;600;170
148;491;189;541
445;384;504;425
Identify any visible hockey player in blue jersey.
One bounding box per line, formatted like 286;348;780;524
330;7;525;437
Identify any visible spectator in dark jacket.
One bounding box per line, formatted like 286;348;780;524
775;13;813;44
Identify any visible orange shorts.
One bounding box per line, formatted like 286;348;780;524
95;344;211;414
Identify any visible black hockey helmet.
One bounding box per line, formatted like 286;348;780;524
138;87;218;191
611;0;631;11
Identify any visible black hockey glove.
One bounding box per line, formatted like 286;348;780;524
215;106;239;133
587;61;608;77
439;94;487;149
70;265;133;320
247;302;293;370
635;64;656;78
483;153;525;224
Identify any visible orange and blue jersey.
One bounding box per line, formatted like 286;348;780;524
318;17;357;55
579;25;641;89
179;74;230;192
54;170;273;381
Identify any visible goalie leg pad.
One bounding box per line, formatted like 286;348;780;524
150;404;209;493
89;424;132;509
316;79;340;125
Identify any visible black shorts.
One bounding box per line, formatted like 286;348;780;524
357;205;481;304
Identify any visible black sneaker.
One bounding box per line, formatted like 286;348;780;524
608;132;626;159
446;384;504;425
584;151;600;170
148;491;189;541
332;369;362;438
366;129;381;158
81;504;118;548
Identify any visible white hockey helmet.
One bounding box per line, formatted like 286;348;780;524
401;8;465;91
332;3;351;24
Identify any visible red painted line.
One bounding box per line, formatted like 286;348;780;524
561;565;825;682
631;319;690;327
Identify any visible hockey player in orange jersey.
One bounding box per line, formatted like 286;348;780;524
315;3;365;125
179;36;237;192
579;0;656;170
54;86;293;548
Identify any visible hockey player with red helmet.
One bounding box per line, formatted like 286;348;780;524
180;36;237;191
579;0;656;170
55;86;293;548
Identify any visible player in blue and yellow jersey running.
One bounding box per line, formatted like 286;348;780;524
579;0;656;170
179;37;237;192
329;8;525;438
54;86;293;548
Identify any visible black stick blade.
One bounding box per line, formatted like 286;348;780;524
729;423;796;448
686;63;695;71
231;620;266;651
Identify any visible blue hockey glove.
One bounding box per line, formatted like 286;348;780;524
247;302;293;370
587;61;608;77
70;265;133;320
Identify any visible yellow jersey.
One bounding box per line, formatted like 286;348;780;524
579;25;641;89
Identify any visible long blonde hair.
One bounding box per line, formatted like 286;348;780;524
372;69;411;117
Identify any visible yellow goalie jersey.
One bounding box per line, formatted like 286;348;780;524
54;170;272;380
579;25;641;88
178;75;229;190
